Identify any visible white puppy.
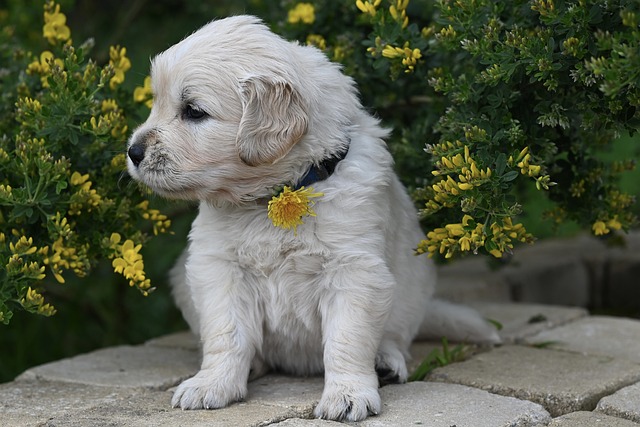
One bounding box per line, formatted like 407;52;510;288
127;16;499;422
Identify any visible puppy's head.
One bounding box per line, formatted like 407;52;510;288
126;16;311;204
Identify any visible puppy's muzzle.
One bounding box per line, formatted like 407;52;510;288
128;142;146;167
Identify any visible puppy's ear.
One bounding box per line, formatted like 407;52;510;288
236;76;308;166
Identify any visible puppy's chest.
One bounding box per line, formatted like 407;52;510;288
236;238;329;329
236;238;327;282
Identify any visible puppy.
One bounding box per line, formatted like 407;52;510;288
127;16;500;422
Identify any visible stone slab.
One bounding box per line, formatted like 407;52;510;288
548;411;640;426
509;233;607;260
604;253;640;311
427;345;640;417
436;257;511;303
249;382;553;427
17;345;199;390
501;256;591;306
596;381;640;423
0;379;134;426
39;388;309;427
146;330;200;351
525;316;640;362
2;370;551;427
470;302;588;343
273;420;342;426
247;374;323;413
357;382;551;427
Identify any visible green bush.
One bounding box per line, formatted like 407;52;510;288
0;1;168;325
271;0;638;260
1;0;638;328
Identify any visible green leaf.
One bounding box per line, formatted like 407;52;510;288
501;170;519;182
486;318;503;331
55;180;68;194
495;153;507;176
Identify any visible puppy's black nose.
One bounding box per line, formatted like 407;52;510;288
128;143;145;167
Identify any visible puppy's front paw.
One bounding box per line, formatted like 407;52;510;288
314;381;381;422
172;369;246;410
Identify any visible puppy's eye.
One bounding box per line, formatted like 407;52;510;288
183;104;207;121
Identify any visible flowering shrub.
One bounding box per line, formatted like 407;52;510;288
0;1;166;324
274;0;638;260
2;0;637;325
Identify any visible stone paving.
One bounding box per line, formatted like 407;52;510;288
2;233;640;426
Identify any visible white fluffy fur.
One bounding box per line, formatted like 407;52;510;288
127;16;500;422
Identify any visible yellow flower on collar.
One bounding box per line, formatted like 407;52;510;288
268;186;323;233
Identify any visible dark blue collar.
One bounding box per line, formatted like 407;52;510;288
294;145;349;190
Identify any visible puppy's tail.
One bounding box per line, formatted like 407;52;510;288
417;299;501;344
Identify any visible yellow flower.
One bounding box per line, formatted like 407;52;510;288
592;217;621;236
101;99;119;114
133;76;153;108
110;153;127;171
68;172;102;215
0;184;12;198
306;34;327;50
288;3;315;24
109;46;131;90
42;236;87;282
607;217;622;230
20;286;55;316
22;287;44;308
268;186;323;233
9;236;37;256
137;201;171;235
38;303;57;316
26;51;64;87
110;237;153;295
592;221;608;235
382;43;422;73
43;3;70;45
70;171;89;186
389;0;410;28
20;97;43;113
445;223;465;237
110;232;122;247
356;0;382;16
489;249;503;258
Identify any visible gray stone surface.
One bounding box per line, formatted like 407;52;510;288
548;411;640;426
436;257;511;303
525;316;640;362
501;234;609;307
0;379;132;427
4;230;640;426
273;419;342;426
427;345;640;416
510;233;607;261
596;381;640;423
41;390;308;427
146;330;199;351
470;302;588;343
604;253;640;312
17;345;199;389
358;382;551;427
247;374;322;413
502;256;591;306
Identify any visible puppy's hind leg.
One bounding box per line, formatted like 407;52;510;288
314;261;395;422
375;338;408;386
417;299;501;344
